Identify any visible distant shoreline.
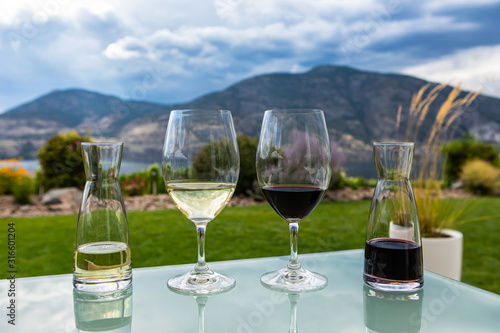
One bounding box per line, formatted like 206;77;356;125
0;160;157;176
2;159;376;178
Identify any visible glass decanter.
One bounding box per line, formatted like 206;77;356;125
73;143;132;293
364;142;423;292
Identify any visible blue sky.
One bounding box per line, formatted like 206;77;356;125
1;0;500;112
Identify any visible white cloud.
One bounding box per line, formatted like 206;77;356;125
1;0;218;35
401;45;500;98
0;0;498;112
214;0;382;25
104;20;340;62
423;0;500;11
105;37;150;60
103;20;339;79
353;14;476;42
102;0;478;89
0;1;36;25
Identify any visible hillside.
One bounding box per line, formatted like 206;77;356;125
1;65;499;162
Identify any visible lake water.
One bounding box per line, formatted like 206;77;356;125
343;161;377;179
1;160;156;176
3;160;376;178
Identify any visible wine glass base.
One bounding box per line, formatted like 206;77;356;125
167;269;236;295
260;266;328;292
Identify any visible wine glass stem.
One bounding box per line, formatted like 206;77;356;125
196;296;207;333
195;224;209;272
288;221;301;270
289;294;299;333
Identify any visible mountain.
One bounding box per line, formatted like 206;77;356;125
1;65;500;163
0;89;173;159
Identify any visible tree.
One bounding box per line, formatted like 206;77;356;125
441;134;498;186
37;132;89;190
191;135;258;195
236;135;258;195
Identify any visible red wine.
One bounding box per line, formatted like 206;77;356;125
364;238;423;281
261;185;326;221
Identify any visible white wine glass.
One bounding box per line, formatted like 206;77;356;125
257;109;332;291
162;109;239;294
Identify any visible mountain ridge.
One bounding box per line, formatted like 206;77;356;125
1;65;499;162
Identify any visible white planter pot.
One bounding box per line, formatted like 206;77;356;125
422;229;463;281
389;221;415;241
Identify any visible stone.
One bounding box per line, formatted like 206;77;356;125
47;203;73;211
19;205;31;213
41;187;83;208
451;180;464;190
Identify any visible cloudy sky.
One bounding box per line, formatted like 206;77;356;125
1;0;500;112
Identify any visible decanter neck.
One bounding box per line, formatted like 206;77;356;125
82;143;123;181
373;142;414;180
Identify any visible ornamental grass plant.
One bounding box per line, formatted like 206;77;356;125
396;83;481;237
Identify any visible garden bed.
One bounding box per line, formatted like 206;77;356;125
0;187;471;218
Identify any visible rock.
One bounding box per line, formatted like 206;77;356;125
253;195;265;202
19;205;31;213
1;207;14;218
324;187;374;202
47;203;73;211
41;187;83;210
451;180;464;190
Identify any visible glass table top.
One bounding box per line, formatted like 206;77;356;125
1;249;500;332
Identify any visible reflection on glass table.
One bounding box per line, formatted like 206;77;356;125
363;284;423;333
73;286;133;332
167;283;235;333
1;250;500;332
262;283;326;333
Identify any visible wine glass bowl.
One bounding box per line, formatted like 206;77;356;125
162;109;239;294
257;109;332;292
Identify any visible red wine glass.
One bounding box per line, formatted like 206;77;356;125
256;109;332;291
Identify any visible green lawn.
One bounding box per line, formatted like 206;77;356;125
1;198;500;294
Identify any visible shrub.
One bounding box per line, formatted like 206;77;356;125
329;171;346;190
345;177;359;190
147;163;166;195
329;173;373;190
119;164;166;197
355;176;368;188
37;132;89;191
189;135;258;195
342;176;369;190
330;141;346;189
460;159;500;195
442;134;498;186
33;169;42;195
236;135;258;195
0;158;30;195
12;176;33;204
120;176;148;196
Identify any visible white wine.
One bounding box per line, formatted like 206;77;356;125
167;182;235;223
74;241;132;285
